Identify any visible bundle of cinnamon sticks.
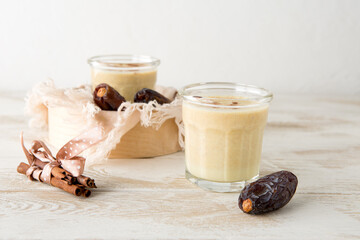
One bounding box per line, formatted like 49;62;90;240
17;157;96;197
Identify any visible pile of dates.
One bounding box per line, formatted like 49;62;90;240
93;83;171;111
238;171;298;215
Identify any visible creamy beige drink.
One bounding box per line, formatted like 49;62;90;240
183;100;268;182
91;68;156;101
88;55;160;101
180;83;272;192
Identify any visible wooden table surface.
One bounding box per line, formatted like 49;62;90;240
0;92;359;239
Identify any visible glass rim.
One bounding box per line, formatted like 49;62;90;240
179;82;273;108
88;54;160;71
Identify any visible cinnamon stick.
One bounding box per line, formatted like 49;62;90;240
64;170;76;184
74;184;92;197
51;177;82;196
62;177;76;185
33;158;66;178
83;189;91;197
33;158;73;182
76;175;97;188
28;159;81;186
17;162;31;176
17;162;83;197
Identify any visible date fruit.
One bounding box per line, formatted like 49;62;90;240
133;88;171;105
238;171;298;215
93;83;126;111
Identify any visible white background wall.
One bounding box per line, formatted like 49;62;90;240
1;0;359;96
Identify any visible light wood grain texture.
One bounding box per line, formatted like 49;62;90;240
0;92;359;239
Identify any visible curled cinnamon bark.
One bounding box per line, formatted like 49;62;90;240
17;162;91;197
83;189;92;197
33;157;74;183
51;177;83;197
19;131;100;198
21;156;95;190
17;162;31;177
76;175;97;188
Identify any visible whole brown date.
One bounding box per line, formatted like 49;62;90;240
93;83;126;111
133;88;171;105
238;171;298;215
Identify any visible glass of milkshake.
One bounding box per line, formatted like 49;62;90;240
179;82;273;192
88;55;160;101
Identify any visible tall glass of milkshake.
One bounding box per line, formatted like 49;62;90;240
180;82;273;192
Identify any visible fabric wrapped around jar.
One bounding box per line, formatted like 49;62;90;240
25;80;184;165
